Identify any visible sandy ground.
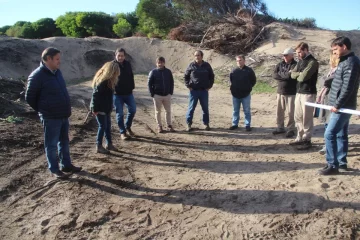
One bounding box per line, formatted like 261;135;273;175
1;74;360;240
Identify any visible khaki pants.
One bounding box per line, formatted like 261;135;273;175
276;94;295;131
153;94;172;127
294;93;316;141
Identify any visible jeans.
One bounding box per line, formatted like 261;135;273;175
113;94;136;134
324;112;351;168
186;89;209;125
232;95;251;127
96;114;112;146
41;118;72;173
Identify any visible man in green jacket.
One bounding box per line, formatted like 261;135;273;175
290;42;319;150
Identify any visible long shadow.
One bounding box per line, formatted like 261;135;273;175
135;136;319;154
70;171;360;215
109;151;325;174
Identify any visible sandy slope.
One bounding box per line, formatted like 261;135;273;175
1;74;360;239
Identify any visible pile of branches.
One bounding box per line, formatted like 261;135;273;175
0;76;27;117
200;9;268;54
168;8;269;54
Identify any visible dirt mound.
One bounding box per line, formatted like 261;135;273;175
0;36;233;82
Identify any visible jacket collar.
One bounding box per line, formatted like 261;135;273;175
40;61;57;75
340;52;355;61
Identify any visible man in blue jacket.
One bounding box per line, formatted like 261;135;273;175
229;55;256;131
148;57;175;133
185;50;215;131
319;37;360;175
25;47;82;179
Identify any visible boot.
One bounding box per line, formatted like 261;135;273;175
105;143;118;152
96;145;110;154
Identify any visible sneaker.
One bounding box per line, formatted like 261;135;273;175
318;145;326;155
285;130;295;138
96;145;110;154
61;165;82;173
297;140;312;150
121;133;130;140
339;164;348;171
289;139;303;146
229;125;238;130
204;124;210;131
52;170;69;179
105;144;118;152
157;126;164;133
126;128;135;137
318;166;339;175
245;126;252;132
186;124;192;132
272;129;285;135
168;125;175;132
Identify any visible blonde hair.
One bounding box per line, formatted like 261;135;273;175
92;61;120;90
329;52;340;68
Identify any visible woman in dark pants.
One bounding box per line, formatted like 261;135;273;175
90;61;120;154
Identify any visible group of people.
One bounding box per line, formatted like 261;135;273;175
272;37;360;175
25;36;360;178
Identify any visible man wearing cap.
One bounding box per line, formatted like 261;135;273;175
272;48;297;137
290;42;319;150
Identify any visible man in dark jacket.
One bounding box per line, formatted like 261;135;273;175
272;48;297;137
185;50;215;131
148;57;175;133
319;37;360;175
229;55;256;131
113;48;136;140
290;42;319;150
25;47;82;179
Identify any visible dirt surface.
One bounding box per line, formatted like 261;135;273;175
1;75;360;239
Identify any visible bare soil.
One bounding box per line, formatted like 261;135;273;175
1;75;360;239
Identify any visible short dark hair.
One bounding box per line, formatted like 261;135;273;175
194;50;203;57
115;48;126;55
41;47;60;61
295;42;309;51
236;55;245;60
331;36;351;50
156;57;165;63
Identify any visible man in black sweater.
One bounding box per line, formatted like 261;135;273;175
319;37;360;175
229;55;256;131
113;48;136;140
148;57;175;133
272;48;297;137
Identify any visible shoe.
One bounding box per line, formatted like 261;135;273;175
285;130;295;138
96;145;110;154
126;128;135;137
186;124;192;132
168;125;175;132
52;170;69;179
318;145;326;155
245;126;252;131
272;129;285;135
297;140;312;150
121;133;130;140
318;166;339;175
204;124;210;131
339;164;348;170
61;165;82;173
157;126;164;133
289;139;303;146
229;125;238;130
105;144;118;152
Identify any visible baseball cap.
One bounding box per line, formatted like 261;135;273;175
282;48;294;55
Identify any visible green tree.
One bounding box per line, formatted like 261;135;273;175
5;21;36;38
114;12;139;33
32;18;59;38
136;0;181;37
113;18;132;37
75;12;114;37
56;12;88;37
0;25;11;35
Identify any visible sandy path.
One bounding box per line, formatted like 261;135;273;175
1;75;360;239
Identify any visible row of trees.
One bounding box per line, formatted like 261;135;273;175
0;0;316;39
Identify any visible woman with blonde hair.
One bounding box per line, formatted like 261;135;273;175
90;61;120;154
317;52;339;155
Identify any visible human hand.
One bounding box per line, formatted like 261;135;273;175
330;107;338;113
